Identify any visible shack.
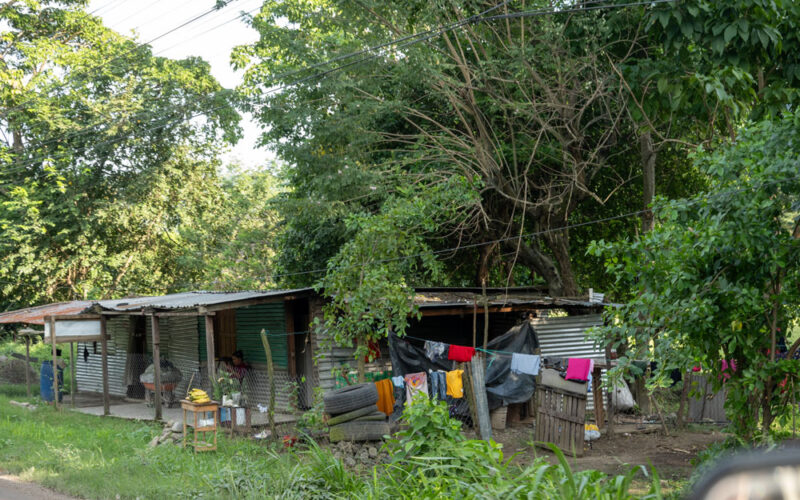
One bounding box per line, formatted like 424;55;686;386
0;287;609;421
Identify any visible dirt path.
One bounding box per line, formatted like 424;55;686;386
0;474;77;500
489;424;726;479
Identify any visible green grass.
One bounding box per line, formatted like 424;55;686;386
0;385;670;499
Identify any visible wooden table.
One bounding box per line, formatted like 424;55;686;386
181;399;219;452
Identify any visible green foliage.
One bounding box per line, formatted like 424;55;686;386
590;113;800;441
0;388;665;499
385;393;463;461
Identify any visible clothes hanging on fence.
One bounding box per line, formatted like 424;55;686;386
391;375;405;388
404;372;428;403
565;358;593;382
448;345;476;362
424;341;448;362
375;378;395;416
446;369;464;398
428;370;447;401
510;353;541;376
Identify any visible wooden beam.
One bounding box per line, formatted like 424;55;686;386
151;315;162;420
204;315;216;391
98;311;215;317
70;342;75;408
100;316;110;416
470;355;492;441
24;335;31;398
420;306;520;317
49;317;58;410
48;314;101;321
286;303;296;377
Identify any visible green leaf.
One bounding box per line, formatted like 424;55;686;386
724;24;737;43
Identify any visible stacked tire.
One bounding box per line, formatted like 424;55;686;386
324;383;390;442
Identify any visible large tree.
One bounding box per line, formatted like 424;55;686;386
0;0;241;308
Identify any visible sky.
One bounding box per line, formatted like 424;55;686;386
88;0;269;169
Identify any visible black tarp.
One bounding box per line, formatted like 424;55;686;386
388;321;540;412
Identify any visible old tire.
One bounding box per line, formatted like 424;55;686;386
353;412;387;422
329;421;390;442
323;383;378;415
326;404;378;426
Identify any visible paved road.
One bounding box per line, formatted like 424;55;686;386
0;475;76;500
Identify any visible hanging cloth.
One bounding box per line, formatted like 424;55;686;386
510;353;541;376
446;369;464;398
424;341;448;362
565;358;593;382
404;372;428;403
448;345;475;363
428;371;447;401
391;375;405;388
375;378;395;416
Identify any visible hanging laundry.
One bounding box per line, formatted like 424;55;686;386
448;344;475;362
424;341;447;362
404;372;428;403
510;353;541;376
391;375;405;388
565;358;593;382
446;369;464;398
375;378;395;416
428;371;447;401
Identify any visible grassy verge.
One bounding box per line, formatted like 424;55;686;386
0;386;671;499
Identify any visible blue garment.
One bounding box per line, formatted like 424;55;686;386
428;371;447;401
510;353;540;376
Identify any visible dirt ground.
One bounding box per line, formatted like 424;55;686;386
0;474;76;500
486;423;726;479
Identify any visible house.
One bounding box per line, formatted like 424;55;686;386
0;287;608;419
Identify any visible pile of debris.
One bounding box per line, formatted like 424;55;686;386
323;383;390;442
331;440;387;467
149;421;184;447
0;355;38;384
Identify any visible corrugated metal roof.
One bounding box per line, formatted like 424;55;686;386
413;291;611;309
96;289;311;311
0;301;93;325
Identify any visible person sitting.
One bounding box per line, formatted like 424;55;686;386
226;350;249;384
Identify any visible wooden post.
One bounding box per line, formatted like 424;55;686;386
49;317;58;410
482;280;489;351
151;315;163;421
470;354;492;441
70;342;75;408
260;329;276;437
24;335;31;398
204;315;216;391
605;345;614;436
472;300;477;348
356;336;366;383
100;316;110;416
591;366;604;426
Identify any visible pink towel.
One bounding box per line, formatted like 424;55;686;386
565;358;593;382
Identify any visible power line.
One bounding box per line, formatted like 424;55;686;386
1;0;243;120
2;0;673;177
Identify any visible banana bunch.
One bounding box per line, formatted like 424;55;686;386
188;388;211;404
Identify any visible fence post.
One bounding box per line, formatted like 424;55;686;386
470;354;492;441
260;329;276;437
25;335;31;398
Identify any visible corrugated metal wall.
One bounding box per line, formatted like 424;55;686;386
165;316;200;397
235;303;288;368
532;313;604;411
75;316;130;396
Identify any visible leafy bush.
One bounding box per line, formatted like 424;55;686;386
385;393;463;461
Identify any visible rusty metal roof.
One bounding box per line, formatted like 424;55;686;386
0;301;94;325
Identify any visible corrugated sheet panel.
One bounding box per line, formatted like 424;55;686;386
75;316;129;396
165;316;200;397
235;303;288;368
98;289;309;311
532;313;605;411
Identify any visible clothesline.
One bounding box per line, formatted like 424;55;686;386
400;333;529;358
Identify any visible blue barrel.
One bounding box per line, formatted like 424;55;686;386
40;361;63;402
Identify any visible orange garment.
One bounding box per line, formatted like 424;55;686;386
375;378;395;416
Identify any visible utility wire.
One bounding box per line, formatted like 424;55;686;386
2;0;675;177
1;0;243;120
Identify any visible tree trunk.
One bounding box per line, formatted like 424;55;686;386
543;229;579;296
640;130;656;234
476;242;497;286
511;241;565;296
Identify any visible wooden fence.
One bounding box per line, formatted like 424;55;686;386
535;384;587;457
687;374;728;423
